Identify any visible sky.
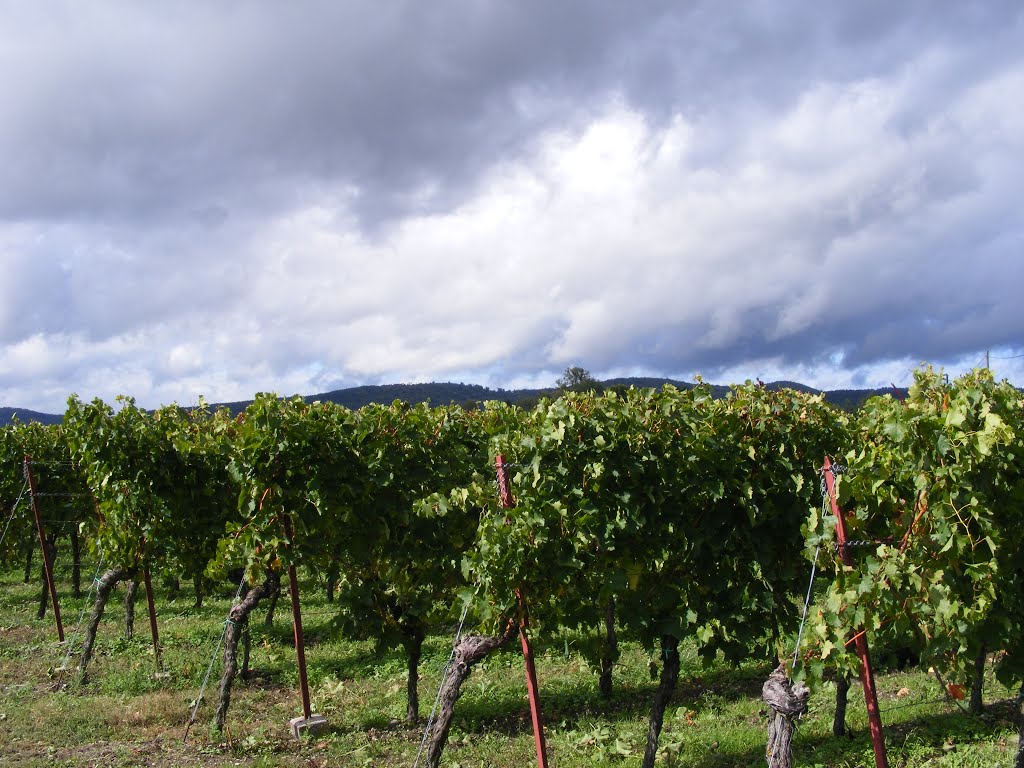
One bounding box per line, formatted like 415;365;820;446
1;1;1023;413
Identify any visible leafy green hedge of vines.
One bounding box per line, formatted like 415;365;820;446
1;368;1022;694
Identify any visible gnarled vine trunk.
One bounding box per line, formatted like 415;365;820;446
77;568;134;684
599;597;617;697
833;672;850;737
193;572;204;609
969;645;986;715
325;553;340;603
403;625;426;725
762;664;810;768
215;572;280;731
424;626;516;768
264;582;281;626
642;634;680;768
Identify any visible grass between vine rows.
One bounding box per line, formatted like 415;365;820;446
0;563;1018;767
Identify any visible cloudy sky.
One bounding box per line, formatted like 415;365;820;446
1;1;1022;413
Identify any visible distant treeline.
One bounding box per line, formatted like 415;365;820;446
1;379;908;427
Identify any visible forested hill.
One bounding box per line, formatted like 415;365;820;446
1;380;907;426
0;407;64;427
601;378;903;410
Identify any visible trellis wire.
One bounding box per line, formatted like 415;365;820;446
411;601;471;768
0;478;29;551
493;460;528;501
790;474;835;673
836;539;892;550
56;560;106;673
881;695;950;715
791;545;820;674
769;465;839;767
930;666;970;714
183;572;248;742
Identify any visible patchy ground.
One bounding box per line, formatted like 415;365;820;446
0;567;1019;767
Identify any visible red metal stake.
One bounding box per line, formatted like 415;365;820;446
142;568;164;672
282;515;313;720
496;455;549;768
24;457;64;642
823;457;888;768
517;594;549;768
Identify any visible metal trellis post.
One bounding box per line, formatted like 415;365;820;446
823;456;888;768
495;454;549;768
24;457;64;642
143;568;164;673
281;514;313;721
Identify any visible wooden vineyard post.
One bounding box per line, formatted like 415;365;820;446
142;568;166;675
495;454;550;768
23;457;64;642
823;456;888;768
281;515;327;738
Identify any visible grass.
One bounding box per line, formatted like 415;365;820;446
0;562;1019;767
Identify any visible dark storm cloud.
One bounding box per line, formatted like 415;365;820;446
0;1;675;228
3;1;1016;229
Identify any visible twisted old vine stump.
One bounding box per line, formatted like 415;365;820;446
762;664;810;768
424;625;517;768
